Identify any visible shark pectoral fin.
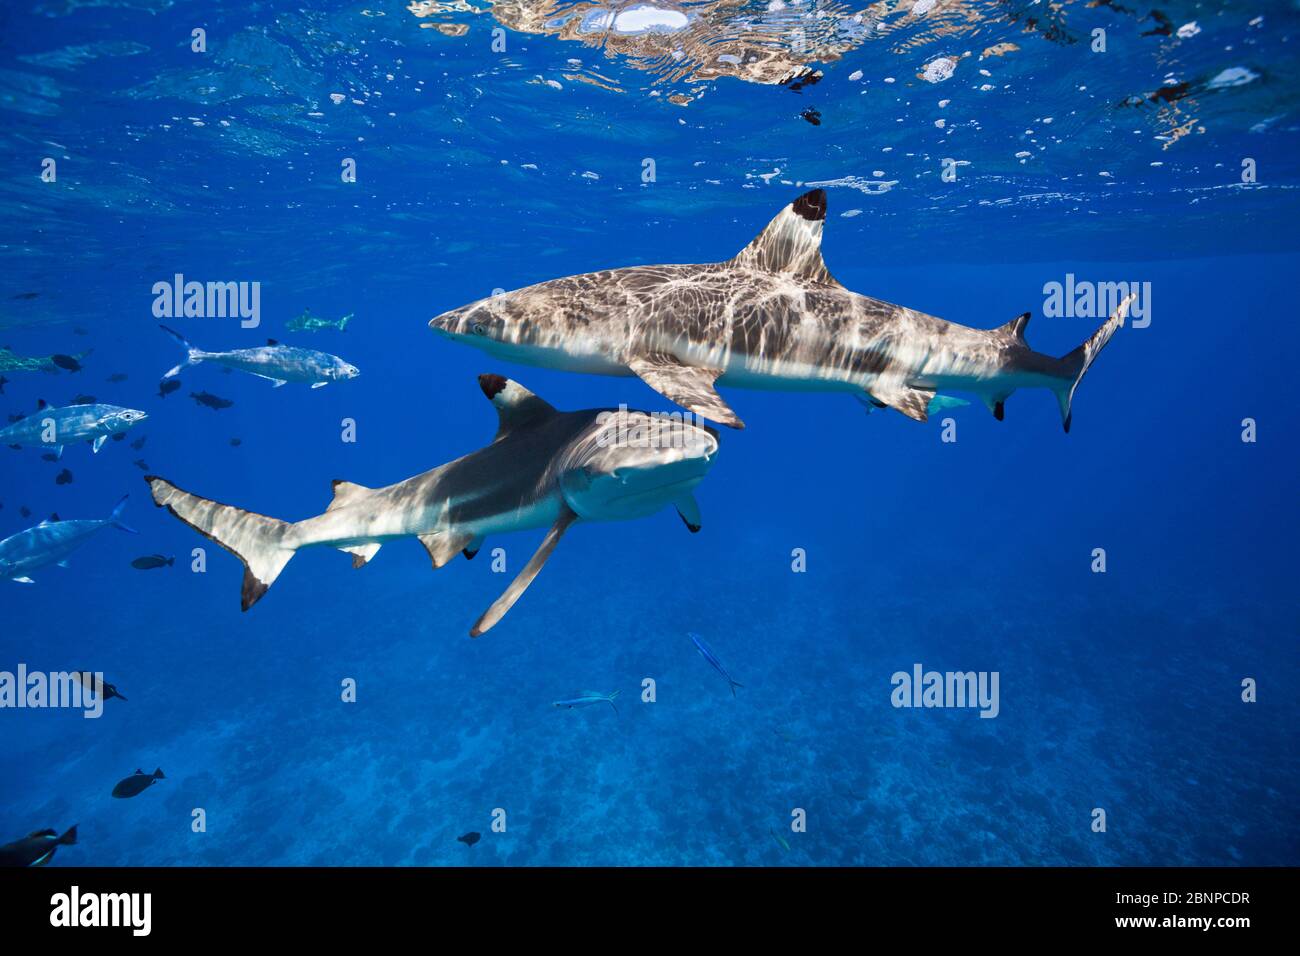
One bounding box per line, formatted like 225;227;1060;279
417;531;473;570
340;543;381;568
626;354;744;429
12;576;34;584
867;380;935;423
310;382;327;389
675;493;702;533
272;380;288;388
56;560;70;569
92;434;107;454
470;506;578;637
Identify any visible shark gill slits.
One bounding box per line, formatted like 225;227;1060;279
792;189;827;221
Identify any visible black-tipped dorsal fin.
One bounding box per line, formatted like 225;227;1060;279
997;312;1031;343
729;189;838;285
478;374;555;440
328;479;371;512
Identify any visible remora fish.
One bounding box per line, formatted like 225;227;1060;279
0;495;137;583
287;309;352;333
0;825;77;867
112;768;164;798
145;375;720;636
689;632;743;696
552;690;620;714
0;400;147;457
430;189;1132;431
159;325;359;389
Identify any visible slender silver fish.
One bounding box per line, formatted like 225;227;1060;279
0;495;137;584
689;632;743;697
0;400;146;457
159;325;359;388
552;691;620;714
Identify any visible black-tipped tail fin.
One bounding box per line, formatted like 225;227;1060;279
1053;293;1134;433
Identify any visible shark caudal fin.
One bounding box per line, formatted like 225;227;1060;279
1053;293;1134;433
159;325;205;379
145;475;295;610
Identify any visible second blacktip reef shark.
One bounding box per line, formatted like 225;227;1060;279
146;375;719;636
430;189;1132;431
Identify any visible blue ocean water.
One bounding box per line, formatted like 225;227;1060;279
0;1;1297;866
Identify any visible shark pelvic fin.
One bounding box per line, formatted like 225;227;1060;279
478;374;556;440
867;379;936;423
418;531;474;569
327;479;371;511
626;354;745;429
675;493;702;533
729;189;838;285
470;505;578;637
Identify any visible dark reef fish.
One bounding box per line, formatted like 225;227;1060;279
112;768;164;798
55;468;73;485
107;373;128;383
0;825;77;867
0;376;7;394
69;394;96;405
229;437;242;447
11;292;39;300
145;374;720;635
130;435;146;450
690;632;743;697
457;832;481;848
430;189;1132;432
133;458;149;471
131;554;173;570
157;378;181;398
190;390;233;411
51;354;83;373
799;107;822;125
75;670;127;702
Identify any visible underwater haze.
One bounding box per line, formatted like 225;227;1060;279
0;0;1297;867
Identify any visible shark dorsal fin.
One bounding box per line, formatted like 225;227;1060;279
997;312;1031;343
729;189;838;285
328;479;371;512
478;374;555;439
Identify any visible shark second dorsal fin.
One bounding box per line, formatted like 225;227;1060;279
327;480;371;512
478;374;555;440
729;189;837;285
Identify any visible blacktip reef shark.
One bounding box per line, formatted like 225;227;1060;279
430;190;1133;431
0;400;147;457
0;496;136;584
145;375;720;636
159;325;359;388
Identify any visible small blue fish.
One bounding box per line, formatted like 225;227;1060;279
689;632;743;697
552;690;619;714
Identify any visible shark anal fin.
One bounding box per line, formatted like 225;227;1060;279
867;380;935;423
418;531;473;569
626;354;744;430
470;506;578;637
340;543;381;568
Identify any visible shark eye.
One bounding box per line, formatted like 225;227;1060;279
473;323;488;336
